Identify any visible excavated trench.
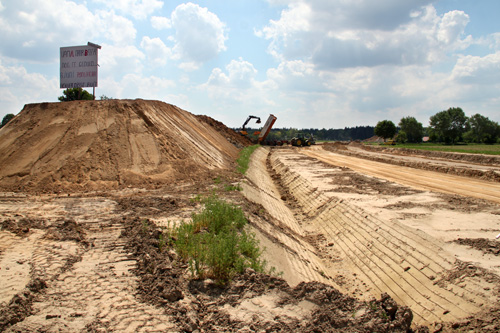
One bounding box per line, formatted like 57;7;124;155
242;147;499;327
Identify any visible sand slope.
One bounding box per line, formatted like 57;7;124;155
0;100;239;192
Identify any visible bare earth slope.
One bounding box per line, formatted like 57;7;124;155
0;100;239;193
242;145;500;330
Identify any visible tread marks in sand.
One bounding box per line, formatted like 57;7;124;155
0;197;175;332
260;147;495;326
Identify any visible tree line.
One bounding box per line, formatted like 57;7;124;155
242;107;499;145
375;107;500;144
243;126;375;142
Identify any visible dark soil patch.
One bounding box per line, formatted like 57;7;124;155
454;238;500;256
433;193;497;213
329;171;422;196
43;219;89;246
120;212;422;332
0;218;47;237
0;278;47;331
115;195;188;217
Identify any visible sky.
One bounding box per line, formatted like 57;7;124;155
1;0;499;129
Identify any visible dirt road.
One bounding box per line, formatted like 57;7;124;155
303;146;500;204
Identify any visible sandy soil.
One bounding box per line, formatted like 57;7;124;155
1;100;499;332
247;145;500;329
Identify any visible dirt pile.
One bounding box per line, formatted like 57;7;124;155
196;115;252;148
0;100;239;193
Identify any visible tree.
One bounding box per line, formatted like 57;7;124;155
58;88;94;101
374;120;397;142
399;116;423;143
464;114;500;144
429;107;467;144
396;130;407;143
1;113;15;128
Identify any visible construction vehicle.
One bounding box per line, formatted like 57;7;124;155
257;114;277;144
239;115;261;136
291;133;315;147
239;114;277;145
384;139;396;145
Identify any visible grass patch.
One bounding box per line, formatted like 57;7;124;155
173;195;270;283
368;142;500;155
224;183;242;192
237;144;260;174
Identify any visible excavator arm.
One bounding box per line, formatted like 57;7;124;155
240;115;261;135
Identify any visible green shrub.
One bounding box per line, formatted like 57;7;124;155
173;195;268;283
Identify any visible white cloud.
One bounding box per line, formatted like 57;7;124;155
98;44;145;79
0;58;59;118
117;73;175;99
151;16;171;30
437;10;471;47
140;36;171;67
170;2;227;68
258;1;473;68
0;0;98;62
97;10;137;45
452;52;500;85
92;0;163;20
206;58;257;89
0;1;137;63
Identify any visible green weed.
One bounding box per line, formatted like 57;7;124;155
224;183;242;192
237;145;260;174
158;233;166;252
173;195;270;283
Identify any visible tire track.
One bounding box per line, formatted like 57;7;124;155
2;197;176;332
241;148;335;287
268;148;491;326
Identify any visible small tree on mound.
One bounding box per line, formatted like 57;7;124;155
1;113;15;128
58;88;94;101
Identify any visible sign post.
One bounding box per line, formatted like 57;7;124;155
60;42;101;99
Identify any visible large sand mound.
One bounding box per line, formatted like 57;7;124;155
0;99;240;193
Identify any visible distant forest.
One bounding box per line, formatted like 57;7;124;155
243;126;375;141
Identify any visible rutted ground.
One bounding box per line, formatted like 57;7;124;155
242;146;500;330
1;100;499;331
0;100;420;332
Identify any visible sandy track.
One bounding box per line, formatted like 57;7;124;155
303;147;500;204
0;196;175;332
242;146;500;327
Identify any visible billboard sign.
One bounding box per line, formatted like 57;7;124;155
60;45;98;89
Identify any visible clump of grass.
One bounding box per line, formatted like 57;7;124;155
173;195;269;283
237;144;260;174
224;183;242;192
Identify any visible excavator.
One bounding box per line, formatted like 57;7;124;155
239;114;277;144
239;115;261;136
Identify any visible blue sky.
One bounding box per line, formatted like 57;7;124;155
1;0;499;129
